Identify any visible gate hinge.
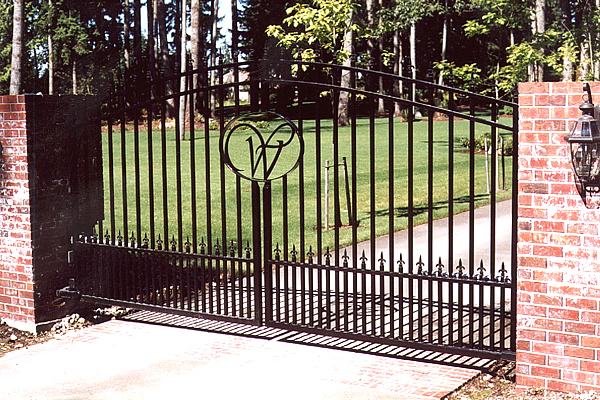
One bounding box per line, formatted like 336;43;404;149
56;278;81;301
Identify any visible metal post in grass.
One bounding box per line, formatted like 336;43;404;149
485;137;490;193
325;160;330;230
343;157;354;226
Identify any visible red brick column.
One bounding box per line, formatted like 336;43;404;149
0;95;100;333
0;95;35;332
517;82;600;393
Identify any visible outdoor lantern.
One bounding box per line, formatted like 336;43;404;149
565;83;600;207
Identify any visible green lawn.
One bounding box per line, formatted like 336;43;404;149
100;114;513;255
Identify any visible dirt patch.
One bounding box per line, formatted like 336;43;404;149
447;361;600;400
0;307;131;358
0;322;53;356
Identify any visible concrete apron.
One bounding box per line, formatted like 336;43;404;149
0;317;483;400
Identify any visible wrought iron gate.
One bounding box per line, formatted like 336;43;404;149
60;59;518;360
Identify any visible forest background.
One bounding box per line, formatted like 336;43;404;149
2;0;599;100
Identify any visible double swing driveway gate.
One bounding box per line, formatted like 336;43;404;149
59;60;518;360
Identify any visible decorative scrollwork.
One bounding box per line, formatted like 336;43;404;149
220;112;304;182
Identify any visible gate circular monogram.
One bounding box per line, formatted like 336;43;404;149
220;112;303;182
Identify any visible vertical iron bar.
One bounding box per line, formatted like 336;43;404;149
468;93;476;348
437;260;444;344
292;245;297;325
215;243;222;314
147;91;156;247
407;83;415;341
219;67;227;254
238;250;244;316
427;89;435;344
189;78;198;253
204;73;213;251
282;175;289;322
134;115;142;245
417;260;423;341
333;89;341;331
236;175;243;254
230;245;236;316
500;271;507;352
315;95;323;262
351;80;358;333
160;76;169;249
388;103;395;338
298;90;306;325
489;102;498;351
308;248;315;326
120;115;129;245
479;268;485;350
315;97;323;328
223;249;229;316
511;102;519;353
447;88;455;346
179;248;185;310
188;78;199;311
458;261;464;347
369;96;376;335
263;182;273;324
251;182;263;323
108;121;116;241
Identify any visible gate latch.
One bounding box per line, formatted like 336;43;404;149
56;278;81;301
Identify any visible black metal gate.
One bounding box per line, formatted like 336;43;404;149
60;59;518;360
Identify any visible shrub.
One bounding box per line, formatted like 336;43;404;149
460;132;513;155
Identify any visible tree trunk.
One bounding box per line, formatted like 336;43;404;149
72;58;77;94
231;0;238;62
190;0;201;99
48;0;54;94
124;0;131;69
153;0;159;64
157;0;175;117
179;0;187;140
366;0;375;91
410;22;416;99
147;0;155;75
377;0;385;115
580;41;591;80
210;0;219;120
530;0;545;81
393;30;403;118
10;0;24;95
438;3;448;87
191;0;201;71
338;10;354;127
133;0;142;65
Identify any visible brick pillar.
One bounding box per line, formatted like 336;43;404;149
0;96;35;332
0;95;101;333
518;82;600;393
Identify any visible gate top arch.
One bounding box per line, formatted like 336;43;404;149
220;112;304;183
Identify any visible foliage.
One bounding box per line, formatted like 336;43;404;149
265;0;358;63
377;0;442;34
0;0;12;93
5;0;600;97
240;0;289;59
433;60;487;93
460;132;513;156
